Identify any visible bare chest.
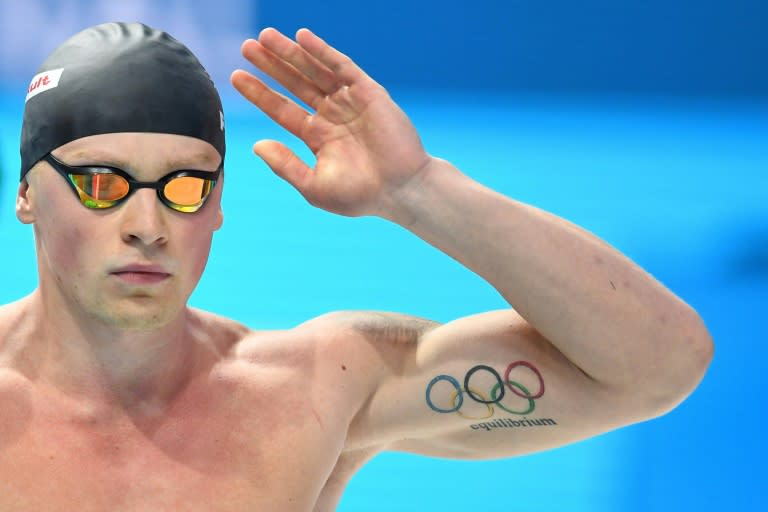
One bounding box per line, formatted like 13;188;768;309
0;371;354;512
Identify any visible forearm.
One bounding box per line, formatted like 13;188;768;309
382;157;713;391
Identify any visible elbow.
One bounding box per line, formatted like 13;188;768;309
642;313;715;418
679;312;715;393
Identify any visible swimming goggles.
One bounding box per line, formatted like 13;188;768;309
44;153;221;213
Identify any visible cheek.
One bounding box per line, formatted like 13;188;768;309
187;201;221;261
175;222;216;277
189;231;215;273
39;223;89;277
34;197;101;278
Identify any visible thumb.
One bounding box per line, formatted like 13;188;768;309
253;140;313;194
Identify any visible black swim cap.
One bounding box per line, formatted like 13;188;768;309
20;22;225;181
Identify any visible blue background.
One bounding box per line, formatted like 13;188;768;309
0;1;766;510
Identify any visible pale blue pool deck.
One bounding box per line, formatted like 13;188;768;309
1;91;765;511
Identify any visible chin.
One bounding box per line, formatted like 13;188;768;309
104;312;177;330
88;298;185;331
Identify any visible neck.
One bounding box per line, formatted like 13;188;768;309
19;289;202;417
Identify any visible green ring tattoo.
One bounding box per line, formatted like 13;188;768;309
491;381;535;415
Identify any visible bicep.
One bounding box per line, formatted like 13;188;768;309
347;309;646;459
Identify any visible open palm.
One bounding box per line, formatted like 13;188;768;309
231;28;432;217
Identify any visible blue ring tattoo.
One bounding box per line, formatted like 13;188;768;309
426;374;463;413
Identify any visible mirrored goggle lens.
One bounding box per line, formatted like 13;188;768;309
68;173;129;209
162;176;216;213
68;173;217;213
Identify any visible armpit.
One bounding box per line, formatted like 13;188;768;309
341;311;440;347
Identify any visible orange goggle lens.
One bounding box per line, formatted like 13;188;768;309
163;176;216;213
68;173;217;213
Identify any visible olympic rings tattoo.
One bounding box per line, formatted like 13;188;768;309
425;361;545;416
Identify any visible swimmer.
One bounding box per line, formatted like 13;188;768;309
0;22;713;511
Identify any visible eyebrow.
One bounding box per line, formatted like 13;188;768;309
63;150;221;170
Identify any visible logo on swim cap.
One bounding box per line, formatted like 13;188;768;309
26;68;64;103
220;110;224;131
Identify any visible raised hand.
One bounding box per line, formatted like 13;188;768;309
231;28;433;218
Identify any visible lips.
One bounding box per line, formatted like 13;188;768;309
110;264;172;285
112;264;169;274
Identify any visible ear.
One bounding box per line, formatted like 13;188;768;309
212;207;224;232
16;179;35;224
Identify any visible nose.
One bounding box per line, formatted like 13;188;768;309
119;189;169;247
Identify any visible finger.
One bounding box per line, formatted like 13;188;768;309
316;85;362;125
258;28;341;94
253;140;313;194
241;39;326;110
231;69;310;140
295;28;370;86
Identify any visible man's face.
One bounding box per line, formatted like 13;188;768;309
17;132;224;330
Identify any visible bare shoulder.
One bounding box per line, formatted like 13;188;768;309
0;296;36;350
186;307;254;348
300;310;443;376
299;310;441;347
218;310;443;418
0;296;33;321
228;310;440;363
